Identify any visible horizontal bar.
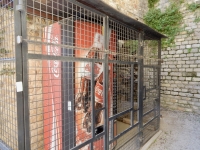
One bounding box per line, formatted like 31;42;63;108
0;141;10;150
109;123;139;144
28;53;105;63
108;60;137;65
70;132;105;150
71;139;93;150
143;108;155;117
114;131;139;150
109;108;133;121
24;39;107;54
143;115;159;128
95;131;105;139
96;107;105;113
0;57;15;62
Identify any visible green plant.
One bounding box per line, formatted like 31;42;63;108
194;16;200;23
0;65;15;76
144;3;183;47
0;48;10;57
187;48;192;53
148;0;159;8
188;2;200;11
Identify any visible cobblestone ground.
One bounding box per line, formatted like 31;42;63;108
148;108;200;150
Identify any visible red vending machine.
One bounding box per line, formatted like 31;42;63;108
74;20;116;149
42;19;116;150
42;23;62;150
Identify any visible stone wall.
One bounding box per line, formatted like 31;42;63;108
156;0;200;113
102;0;148;22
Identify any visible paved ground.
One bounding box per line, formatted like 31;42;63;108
148;108;200;150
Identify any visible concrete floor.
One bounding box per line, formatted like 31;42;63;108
148;108;200;150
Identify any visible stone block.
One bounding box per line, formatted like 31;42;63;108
169;50;176;54
194;68;200;72
188;40;199;44
189;56;197;60
194;94;200;99
180;54;187;57
178;99;188;104
186;60;194;64
190;64;197;68
192;44;200;48
186;77;192;81
183;71;197;77
180;45;186;49
186;45;191;48
187;53;194;57
186;68;193;72
192;77;200;82
182;41;189;44
171;91;178;95
178;77;185;80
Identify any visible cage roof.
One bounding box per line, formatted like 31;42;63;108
24;0;166;39
76;0;166;39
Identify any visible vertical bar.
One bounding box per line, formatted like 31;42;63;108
157;40;161;129
90;62;95;149
153;67;156;88
14;0;25;149
131;64;134;126
103;16;109;150
21;0;31;149
62;17;75;150
138;32;144;146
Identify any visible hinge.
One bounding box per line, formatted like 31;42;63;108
16;82;23;92
17;36;22;44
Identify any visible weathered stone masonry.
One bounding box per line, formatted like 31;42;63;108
156;0;200;113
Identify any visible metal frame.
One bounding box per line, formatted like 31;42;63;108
14;0;26;149
0;0;164;149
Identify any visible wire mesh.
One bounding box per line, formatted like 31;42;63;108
0;0;161;149
0;0;18;149
142;37;160;145
26;0;106;149
25;0;161;149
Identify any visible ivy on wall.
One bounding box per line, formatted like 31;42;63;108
188;2;200;23
0;65;15;76
144;2;183;47
188;2;200;11
148;0;159;8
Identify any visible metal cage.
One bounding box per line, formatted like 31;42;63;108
0;0;164;149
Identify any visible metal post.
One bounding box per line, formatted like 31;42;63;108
157;40;161;130
20;0;31;149
138;32;144;146
103;16;109;150
14;0;25;149
131;64;134;126
90;62;95;149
